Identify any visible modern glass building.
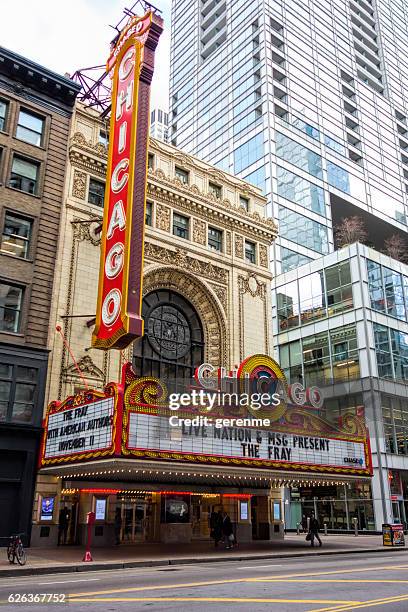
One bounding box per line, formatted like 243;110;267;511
169;0;408;275
170;0;408;531
274;243;408;530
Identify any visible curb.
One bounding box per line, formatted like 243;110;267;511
1;546;406;578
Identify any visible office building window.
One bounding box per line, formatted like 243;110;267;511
298;272;326;325
208;182;222;198
0;363;37;423
325;261;353;314
281;247;312;273
367;260;408;321
0;283;23;333
277;281;299;330
330;325;359;382
382;395;408;456
16;109;44;147
245;240;256;263
324;135;345;155
173;213;189;239
242;166;265;190
145;201;153;226
279;340;302;383
277;166;325;215
327;161;350;193
175;166;189;184
303;332;331;386
292;117;320;140
234;133;264;173
88;179;105;207
239;196;249;211
0;100;8;132
279;206;329;254
373;323;408;383
276;132;323;179
9;156;39;195
1;214;32;259
208;227;222;251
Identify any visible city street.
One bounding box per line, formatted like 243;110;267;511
2;551;408;611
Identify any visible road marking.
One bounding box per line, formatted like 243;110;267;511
310;593;408;611
69;563;408;598
38;578;100;585
67;597;361;604
238;564;283;569
253;579;408;583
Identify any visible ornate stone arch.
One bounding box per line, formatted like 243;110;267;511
143;265;228;367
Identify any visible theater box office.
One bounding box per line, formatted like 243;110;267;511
32;355;373;546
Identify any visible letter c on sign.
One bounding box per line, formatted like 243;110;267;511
105;242;124;279
102;288;122;326
119;47;135;81
111;158;129;193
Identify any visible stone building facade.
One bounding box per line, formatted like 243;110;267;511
0;47;80;542
31;102;277;545
45;102;277;406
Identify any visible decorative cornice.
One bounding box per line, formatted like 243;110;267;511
63;355;105;380
144;243;228;284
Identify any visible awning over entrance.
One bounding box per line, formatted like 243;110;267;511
39;458;370;489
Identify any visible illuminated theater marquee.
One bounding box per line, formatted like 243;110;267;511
92;11;163;350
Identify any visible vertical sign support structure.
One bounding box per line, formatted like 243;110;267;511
92;11;163;350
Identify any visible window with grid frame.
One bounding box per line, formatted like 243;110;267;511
146;201;153;226
0;99;8;132
1;213;32;259
208;226;222;251
245;240;256;263
208;182;222;199
16;109;44;147
88;178;105;207
0;362;37;424
0;283;23;333
9;155;39;195
175;166;189;184
173;213;189;239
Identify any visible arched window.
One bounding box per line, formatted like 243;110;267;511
133;289;204;380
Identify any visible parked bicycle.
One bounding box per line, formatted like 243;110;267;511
7;533;27;566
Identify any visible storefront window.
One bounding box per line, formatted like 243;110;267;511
162;494;190;523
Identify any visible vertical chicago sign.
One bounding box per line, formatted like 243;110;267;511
92;11;163;350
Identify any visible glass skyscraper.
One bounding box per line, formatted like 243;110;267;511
170;0;408;531
170;0;408;275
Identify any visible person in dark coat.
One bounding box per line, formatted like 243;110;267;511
222;512;234;549
58;507;70;546
210;510;223;547
114;508;122;545
301;514;308;533
309;512;322;547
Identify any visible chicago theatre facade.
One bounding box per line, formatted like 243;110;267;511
31;103;372;546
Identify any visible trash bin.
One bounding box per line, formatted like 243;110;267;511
383;523;405;547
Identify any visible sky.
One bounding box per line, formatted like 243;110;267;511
0;0;171;110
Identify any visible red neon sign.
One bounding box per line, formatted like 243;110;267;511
92;11;163;350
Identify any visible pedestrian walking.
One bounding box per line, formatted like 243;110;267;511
222;512;234;549
210;510;223;547
301;514;308;533
309;512;322;547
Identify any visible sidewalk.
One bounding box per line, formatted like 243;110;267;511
1;533;405;577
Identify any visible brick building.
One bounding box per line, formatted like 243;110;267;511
0;47;80;541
